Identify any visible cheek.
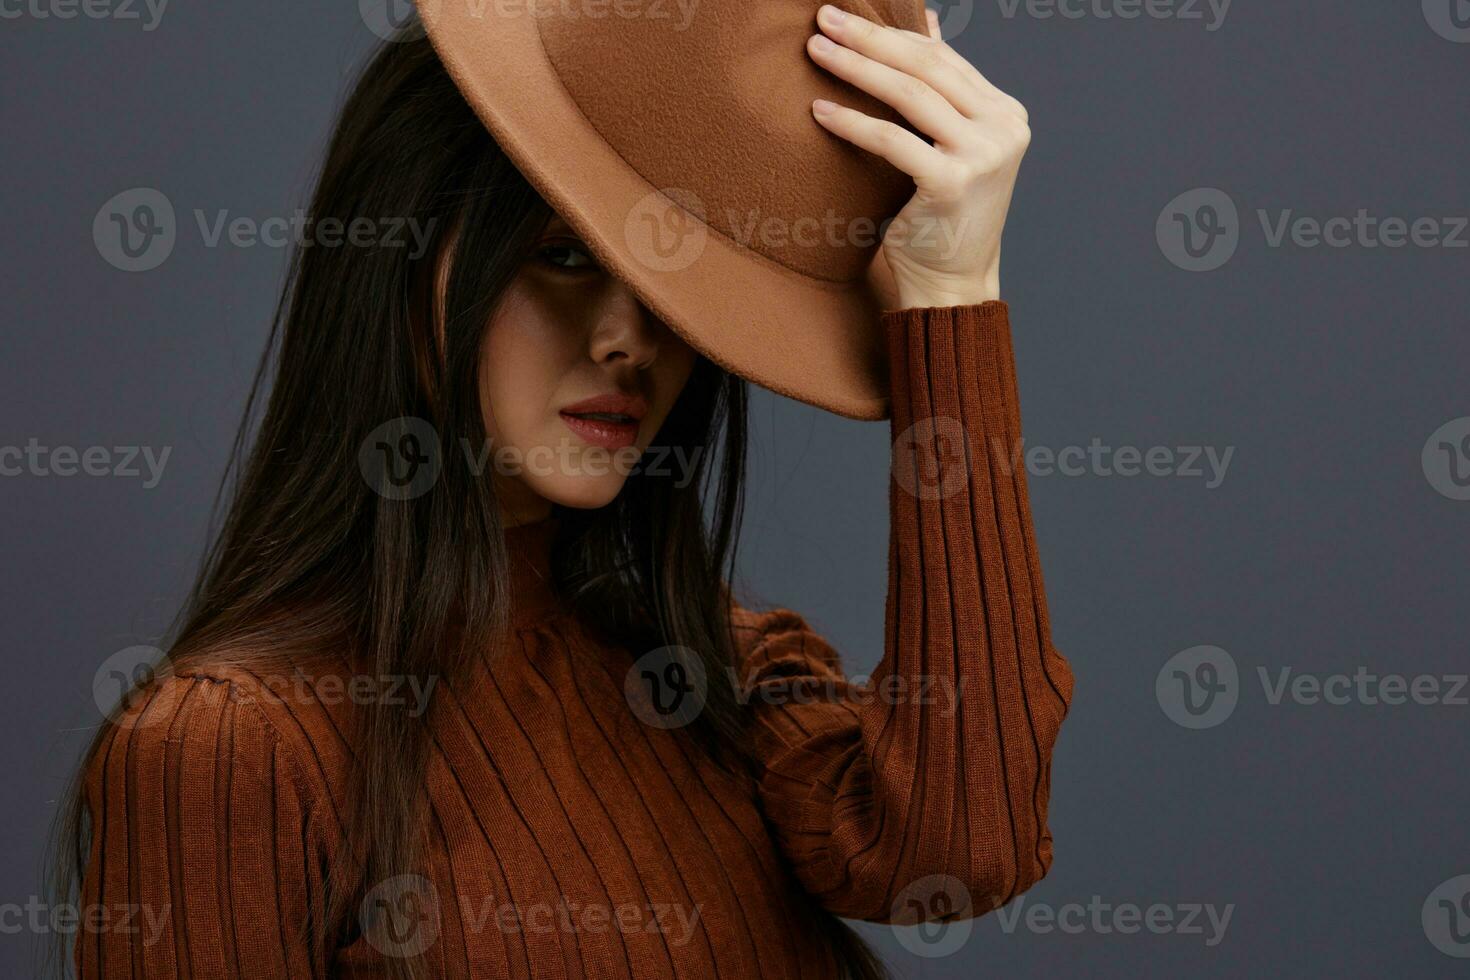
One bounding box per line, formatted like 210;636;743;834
479;288;572;447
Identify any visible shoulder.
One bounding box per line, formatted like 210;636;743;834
87;655;349;824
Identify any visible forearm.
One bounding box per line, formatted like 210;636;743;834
857;300;1074;912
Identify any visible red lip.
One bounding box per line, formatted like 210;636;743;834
560;414;640;450
558;391;648;451
559;392;648;420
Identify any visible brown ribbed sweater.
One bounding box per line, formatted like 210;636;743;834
78;302;1074;978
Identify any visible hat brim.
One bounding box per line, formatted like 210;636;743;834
420;2;899;421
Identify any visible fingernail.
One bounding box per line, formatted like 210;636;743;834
812;99;837;115
810;33;836;53
819;4;847;26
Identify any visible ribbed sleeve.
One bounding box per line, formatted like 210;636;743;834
76;674;336;980
736;301;1075;922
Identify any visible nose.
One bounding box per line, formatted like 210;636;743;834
587;280;663;373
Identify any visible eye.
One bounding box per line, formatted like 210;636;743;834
535;238;599;271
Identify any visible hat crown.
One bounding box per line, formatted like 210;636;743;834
538;0;927;283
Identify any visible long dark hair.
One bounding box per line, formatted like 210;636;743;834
45;22;887;980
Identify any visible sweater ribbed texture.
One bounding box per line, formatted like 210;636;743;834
77;301;1074;978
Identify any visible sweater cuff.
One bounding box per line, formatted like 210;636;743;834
880;302;1015;419
879;300;1009;327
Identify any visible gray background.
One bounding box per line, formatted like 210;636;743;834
3;1;1466;977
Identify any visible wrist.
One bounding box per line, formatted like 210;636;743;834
889;260;1002;309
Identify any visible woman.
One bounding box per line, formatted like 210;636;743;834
53;5;1072;978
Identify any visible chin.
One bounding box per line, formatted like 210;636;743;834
532;476;628;511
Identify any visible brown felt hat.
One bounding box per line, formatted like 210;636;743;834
420;0;930;420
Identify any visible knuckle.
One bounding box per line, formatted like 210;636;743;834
899;76;931;102
1003;114;1031;148
916;44;946;72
